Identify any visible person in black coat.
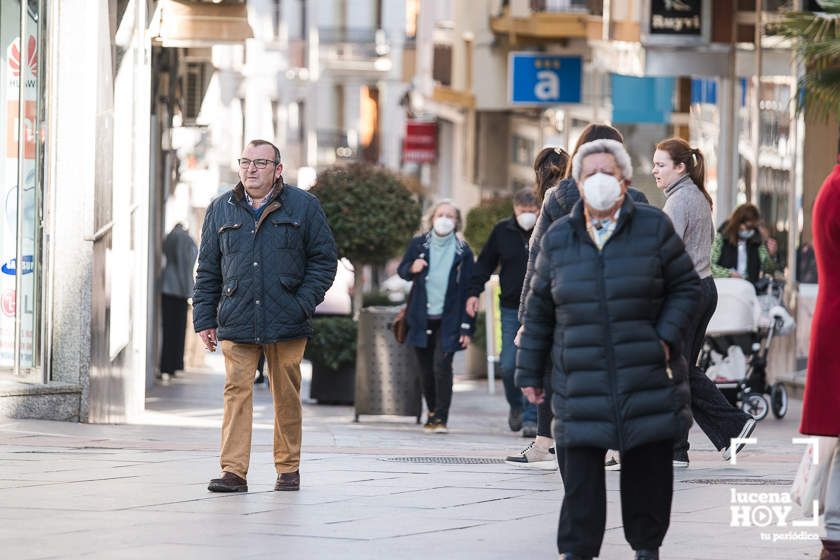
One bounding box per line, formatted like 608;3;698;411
466;187;542;438
516;139;699;560
160;223;198;379
397;200;476;433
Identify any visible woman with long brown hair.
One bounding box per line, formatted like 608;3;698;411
533;146;569;202
652;138;755;469
711;203;777;283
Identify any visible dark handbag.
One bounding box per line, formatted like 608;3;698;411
392;283;415;344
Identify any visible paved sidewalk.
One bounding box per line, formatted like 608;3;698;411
0;355;822;559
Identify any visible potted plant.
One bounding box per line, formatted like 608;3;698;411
305;316;357;404
310;163;421;315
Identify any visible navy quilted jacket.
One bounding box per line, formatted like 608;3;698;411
193;182;337;343
515;196;698;451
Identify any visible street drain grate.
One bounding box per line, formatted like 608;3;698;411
381;456;505;465
684;478;793;486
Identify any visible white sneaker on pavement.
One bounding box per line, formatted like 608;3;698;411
505;442;557;470
722;418;757;460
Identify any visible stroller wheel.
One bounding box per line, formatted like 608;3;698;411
770;382;789;419
741;393;769;421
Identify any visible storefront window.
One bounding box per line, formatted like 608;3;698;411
0;0;44;375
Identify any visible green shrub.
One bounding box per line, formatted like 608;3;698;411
311;163;421;265
304;316;357;371
362;291;395;307
472;311;487;350
464;197;513;253
311;163;421;313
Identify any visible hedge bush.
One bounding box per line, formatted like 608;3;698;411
464;197;513;253
310;163;421;265
304;316;357;371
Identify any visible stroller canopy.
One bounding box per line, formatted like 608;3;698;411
706;278;761;335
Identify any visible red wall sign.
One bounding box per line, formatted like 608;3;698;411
402;120;437;163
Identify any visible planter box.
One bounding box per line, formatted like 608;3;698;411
309;362;355;405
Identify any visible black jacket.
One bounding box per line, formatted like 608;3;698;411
397;232;476;353
467;216;531;309
193;181;338;343
515;196;699;451
518;177;649;321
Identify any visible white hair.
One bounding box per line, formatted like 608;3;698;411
571;139;633;183
423;198;462;232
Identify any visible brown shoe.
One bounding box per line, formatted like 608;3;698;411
274;470;300;491
208;471;248;493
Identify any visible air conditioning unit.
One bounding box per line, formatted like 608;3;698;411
182;60;212;125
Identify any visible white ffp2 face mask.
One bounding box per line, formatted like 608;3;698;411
582;172;622;212
433;216;455;236
516;212;537;231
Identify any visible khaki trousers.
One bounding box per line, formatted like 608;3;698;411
219;338;307;479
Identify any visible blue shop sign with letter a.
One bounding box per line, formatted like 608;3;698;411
509;53;582;105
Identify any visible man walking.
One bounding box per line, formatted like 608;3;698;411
466;187;540;437
194;139;337;493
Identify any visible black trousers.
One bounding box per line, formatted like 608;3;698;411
557;440;673;557
160;294;188;375
414;319;455;423
675;276;751;453
538;372;567;482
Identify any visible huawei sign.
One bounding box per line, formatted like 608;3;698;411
7;36;37;78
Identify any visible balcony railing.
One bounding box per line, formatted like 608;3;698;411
318;27;390;61
491;1;593;40
319;27;385;45
530;0;592;13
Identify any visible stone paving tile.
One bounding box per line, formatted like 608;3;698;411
0;368;820;560
245;511;489;540
348;485;530;510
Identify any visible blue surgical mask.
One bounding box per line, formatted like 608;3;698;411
738;229;755;240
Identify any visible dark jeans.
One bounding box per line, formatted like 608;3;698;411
557;440;673;557
500;306;537;423
675;276;752;454
415;318;455;423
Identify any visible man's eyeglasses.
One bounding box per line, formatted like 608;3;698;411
238;158;279;170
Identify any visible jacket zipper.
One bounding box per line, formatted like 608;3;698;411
596;249;625;452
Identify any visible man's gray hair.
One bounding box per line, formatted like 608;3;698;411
571;139;633;183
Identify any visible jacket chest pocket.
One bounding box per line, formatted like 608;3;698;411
219;222;243;254
270;218;302;249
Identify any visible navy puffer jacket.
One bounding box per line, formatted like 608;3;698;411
515;196;698;451
193;182;337;343
396;232;476;353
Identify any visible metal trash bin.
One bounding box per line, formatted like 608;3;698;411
354;306;422;423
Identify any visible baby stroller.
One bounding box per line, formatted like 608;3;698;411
698;277;795;421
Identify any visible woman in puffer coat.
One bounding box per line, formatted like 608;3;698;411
510;123;649;477
516;139;699;560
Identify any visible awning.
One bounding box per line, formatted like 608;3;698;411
148;1;253;48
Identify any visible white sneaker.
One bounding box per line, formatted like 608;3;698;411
505;442;557;470
722;418;757;460
604;455;621;471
